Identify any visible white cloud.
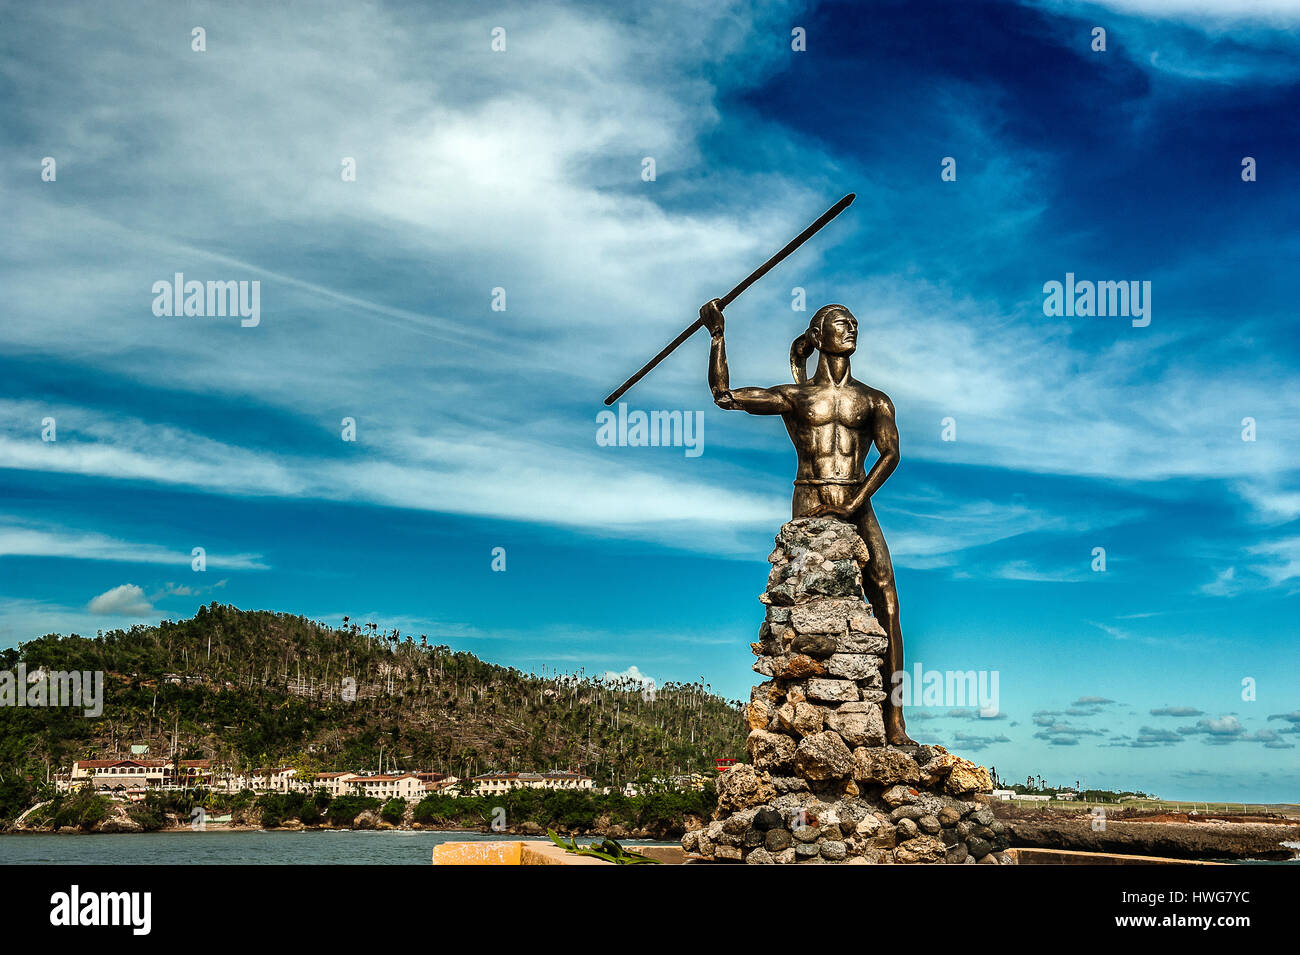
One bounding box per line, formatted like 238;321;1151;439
87;583;153;616
1067;0;1300;22
0;517;267;571
601;665;657;688
1247;536;1300;586
1200;566;1243;596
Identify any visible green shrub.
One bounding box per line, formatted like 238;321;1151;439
325;794;379;826
381;798;406;824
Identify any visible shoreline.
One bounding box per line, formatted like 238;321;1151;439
2;822;669;838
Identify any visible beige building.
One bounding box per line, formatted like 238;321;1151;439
247;767;298;792
311;771;358;796
470;770;594;795
62;758;211;792
345;773;425;801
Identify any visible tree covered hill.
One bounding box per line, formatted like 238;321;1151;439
0;603;746;793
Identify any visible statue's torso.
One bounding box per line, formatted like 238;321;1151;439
776;377;886;513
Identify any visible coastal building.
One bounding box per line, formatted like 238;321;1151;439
312;771;358;796
249;767;298;792
345;773;425;800
470;770;594;795
60;758;212;792
57;759;566;801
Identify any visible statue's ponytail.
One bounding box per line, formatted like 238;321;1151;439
792;304;850;383
789;329;816;384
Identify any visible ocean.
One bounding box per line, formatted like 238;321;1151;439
0;829;577;865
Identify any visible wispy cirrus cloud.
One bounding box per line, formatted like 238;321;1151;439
0;518;266;571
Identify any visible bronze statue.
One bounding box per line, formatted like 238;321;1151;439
702;299;914;746
603;194;915;743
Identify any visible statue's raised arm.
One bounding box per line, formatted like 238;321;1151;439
702;299;792;414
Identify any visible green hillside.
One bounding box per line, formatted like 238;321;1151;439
0;603;746;820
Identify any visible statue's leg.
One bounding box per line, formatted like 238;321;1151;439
855;503;915;746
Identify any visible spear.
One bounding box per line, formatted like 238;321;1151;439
603;192;855;406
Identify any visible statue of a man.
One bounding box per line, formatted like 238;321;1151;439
702;298;914;745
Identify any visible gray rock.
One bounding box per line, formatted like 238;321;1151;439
770;777;809;794
790;598;860;636
792;824;821;844
827;706;886;747
747;729;796;772
838;801;873;828
838;631;889;655
721;809;757;834
765;828;793;852
835;700;880;713
745;847;775;865
855;815;882;837
795;842;820;858
857;751;921;787
918;814;941;835
716;763;777;812
794;731;854;779
880;783;919;806
790;632;839;658
802;560;864;599
821;840;848;861
753;808;784;830
807;678;860;703
893;835;946;864
966;836;993;859
825;653;878;680
937;806;962;827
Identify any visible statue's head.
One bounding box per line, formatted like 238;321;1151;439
790;304;857;382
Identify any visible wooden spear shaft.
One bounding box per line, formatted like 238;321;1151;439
603;192;856;406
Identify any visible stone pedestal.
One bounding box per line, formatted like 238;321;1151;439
682;517;1010;864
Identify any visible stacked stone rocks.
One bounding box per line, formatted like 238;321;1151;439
682;517;1012;864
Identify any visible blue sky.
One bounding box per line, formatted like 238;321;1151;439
2;0;1298;801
